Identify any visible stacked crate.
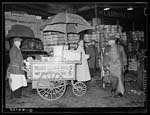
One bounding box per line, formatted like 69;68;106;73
68;34;80;49
83;25;127;48
126;31;144;53
43;32;63;52
128;58;138;71
43;31;80;52
126;31;144;41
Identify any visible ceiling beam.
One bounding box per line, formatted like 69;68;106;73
25;4;56;15
5;5;50;18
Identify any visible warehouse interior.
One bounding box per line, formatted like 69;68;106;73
3;2;148;110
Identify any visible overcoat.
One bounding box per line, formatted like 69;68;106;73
85;45;96;69
8;45;24;75
103;44;127;94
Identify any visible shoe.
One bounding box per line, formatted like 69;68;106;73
10;95;15;99
111;89;116;94
117;93;123;97
10;93;16;99
16;95;21;99
32;89;37;94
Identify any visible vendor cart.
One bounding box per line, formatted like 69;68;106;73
27;12;93;101
24;49;87;101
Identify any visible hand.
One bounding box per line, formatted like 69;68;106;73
85;54;90;59
87;54;90;58
21;66;25;70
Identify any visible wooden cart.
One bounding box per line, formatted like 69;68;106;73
25;59;87;101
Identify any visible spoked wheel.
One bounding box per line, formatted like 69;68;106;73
37;72;66;101
72;81;87;96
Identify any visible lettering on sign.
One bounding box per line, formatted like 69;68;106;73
32;63;75;79
99;10;133;19
35;72;40;75
34;66;46;71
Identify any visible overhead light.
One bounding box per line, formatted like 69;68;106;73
127;7;133;10
104;8;110;11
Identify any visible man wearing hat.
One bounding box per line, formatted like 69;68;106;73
7;37;27;99
103;34;127;97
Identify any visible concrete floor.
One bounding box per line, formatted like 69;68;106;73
3;72;146;112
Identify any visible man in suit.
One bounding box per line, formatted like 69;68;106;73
103;35;127;97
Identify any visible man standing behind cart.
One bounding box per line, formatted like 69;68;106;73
7;38;27;99
85;40;96;77
103;35;127;97
76;40;91;82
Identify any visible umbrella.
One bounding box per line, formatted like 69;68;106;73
40;13;93;44
41;13;91;26
42;23;92;34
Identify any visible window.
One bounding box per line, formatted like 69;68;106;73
21;40;28;49
20;39;43;50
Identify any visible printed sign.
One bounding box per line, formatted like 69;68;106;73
31;63;75;80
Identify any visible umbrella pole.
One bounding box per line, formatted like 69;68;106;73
65;32;68;45
94;4;100;53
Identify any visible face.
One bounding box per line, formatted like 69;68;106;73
108;40;115;45
14;40;21;47
78;40;84;47
92;41;96;45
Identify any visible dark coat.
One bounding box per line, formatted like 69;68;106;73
103;44;127;69
8;45;24;74
103;44;127;94
85;45;96;69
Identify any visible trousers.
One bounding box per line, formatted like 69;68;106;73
109;63;125;95
10;87;22;98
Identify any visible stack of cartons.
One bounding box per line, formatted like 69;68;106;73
83;25;126;48
43;32;64;52
43;30;82;51
128;58;138;71
68;34;79;44
57;34;66;45
126;31;144;41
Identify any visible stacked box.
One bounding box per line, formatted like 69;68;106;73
126;31;144;41
128;59;138;71
83;24;127;48
68;34;79;44
43;32;80;51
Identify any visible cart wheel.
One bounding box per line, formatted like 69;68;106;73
37;72;66;101
72;81;87;96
